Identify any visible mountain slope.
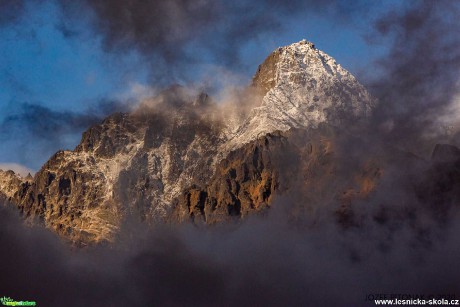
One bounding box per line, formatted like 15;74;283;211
225;40;374;150
0;40;374;244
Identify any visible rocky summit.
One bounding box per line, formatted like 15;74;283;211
0;40;388;245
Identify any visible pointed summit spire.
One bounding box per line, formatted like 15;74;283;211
229;40;375;149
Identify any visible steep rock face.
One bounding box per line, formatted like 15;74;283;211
252;48;281;96
2;111;149;244
5;88;225;244
112;92;224;223
172;132;284;224
173;125;383;226
14;150;118;244
0;40;376;244
226;39;374;150
0;170;30;206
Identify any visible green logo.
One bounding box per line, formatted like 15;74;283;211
0;296;36;306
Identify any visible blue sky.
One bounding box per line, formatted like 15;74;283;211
0;0;404;172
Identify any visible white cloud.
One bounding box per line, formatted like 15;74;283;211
0;163;35;177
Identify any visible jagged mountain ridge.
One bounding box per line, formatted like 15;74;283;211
0;40;374;244
225;40;374;150
4;90;226;243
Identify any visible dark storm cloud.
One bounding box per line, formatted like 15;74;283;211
0;100;129;169
365;0;460;151
0;103;99;138
326;0;460;238
0;0;27;27
1;199;460;307
57;0;366;82
0;0;375;89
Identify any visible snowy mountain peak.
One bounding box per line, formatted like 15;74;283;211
0;40;376;244
228;40;375;148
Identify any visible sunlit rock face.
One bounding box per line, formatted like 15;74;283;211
0;40;378;244
227;39;374;150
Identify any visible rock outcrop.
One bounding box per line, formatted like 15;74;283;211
226;39;374;150
0;40;375;244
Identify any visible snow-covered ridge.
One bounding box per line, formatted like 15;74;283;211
0;40;376;243
225;39;374;149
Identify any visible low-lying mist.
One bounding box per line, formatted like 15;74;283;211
1;187;460;307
